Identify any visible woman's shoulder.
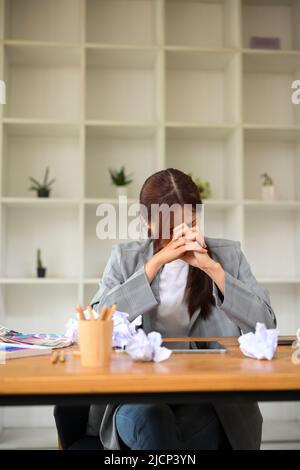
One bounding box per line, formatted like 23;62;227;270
115;238;151;251
205;236;241;250
206;237;242;272
110;238;151;259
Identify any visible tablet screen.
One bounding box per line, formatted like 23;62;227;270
161;340;227;353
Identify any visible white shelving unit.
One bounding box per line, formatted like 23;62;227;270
0;0;299;442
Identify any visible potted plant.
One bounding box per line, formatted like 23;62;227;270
28;167;56;198
109;166;133;197
36;249;47;278
260;172;275;201
190;175;211;199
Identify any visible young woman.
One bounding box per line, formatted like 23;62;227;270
88;168;276;450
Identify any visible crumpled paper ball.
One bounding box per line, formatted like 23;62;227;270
65;308;138;348
238;322;279;360
125;329;172;363
112;310;137;349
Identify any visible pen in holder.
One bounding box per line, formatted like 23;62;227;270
77;304;115;368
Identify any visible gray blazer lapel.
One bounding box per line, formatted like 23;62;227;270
141;238;161;304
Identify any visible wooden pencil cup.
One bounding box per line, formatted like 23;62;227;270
78;319;113;367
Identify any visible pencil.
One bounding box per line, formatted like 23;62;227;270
99;306;107;321
59;351;65;363
86;304;95;320
76;304;85;321
51;351;59;364
105;304;116;321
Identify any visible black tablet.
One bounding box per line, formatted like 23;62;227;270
161;340;227;353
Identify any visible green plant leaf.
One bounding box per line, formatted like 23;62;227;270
47;178;56;187
109;166;133;186
43;167;49;185
29;176;42;188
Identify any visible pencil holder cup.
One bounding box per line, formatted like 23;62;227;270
78;319;113;367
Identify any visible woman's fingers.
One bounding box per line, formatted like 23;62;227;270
172;222;196;239
172;223;207;248
170;236;207;251
184;241;207;252
171;236;186;246
194;225;206;248
172;223;187;240
184;231;197;241
176;243;207;256
188;225;206;247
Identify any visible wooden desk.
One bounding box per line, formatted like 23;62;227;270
0;337;299;406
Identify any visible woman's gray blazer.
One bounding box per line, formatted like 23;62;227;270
88;236;277;450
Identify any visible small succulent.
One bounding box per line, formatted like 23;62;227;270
109;166;133;186
29;167;56;197
36;249;44;269
190;175;211;199
260;172;274;186
36;249;47;278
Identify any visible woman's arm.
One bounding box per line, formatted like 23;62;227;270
205;245;277;333
219;248;276;333
178;224;276;333
90;244;159;323
90;238;207;322
144;237;207;283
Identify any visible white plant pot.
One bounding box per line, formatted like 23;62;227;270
115;186;128;198
261;185;275;201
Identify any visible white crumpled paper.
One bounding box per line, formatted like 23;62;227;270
65;308;139;348
125;329;172;363
65;309;172;363
112;310;139;349
238;322;279;360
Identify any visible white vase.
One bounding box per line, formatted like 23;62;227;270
115;186;128;198
261;185;275;201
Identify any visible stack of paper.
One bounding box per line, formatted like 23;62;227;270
0;342;52;361
0;324;73;349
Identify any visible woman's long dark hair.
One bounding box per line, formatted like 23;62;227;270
140;168;214;320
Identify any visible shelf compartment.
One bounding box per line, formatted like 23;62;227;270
4;0;82;43
83;283;99;307
166;0;239;48
85;124;159;199
244;127;300;201
260;283;300;335
84;202;141;279
86;48;158;122
3;44;81;120
244;207;300;279
86;0;158;46
166;50;240;124
204;205;242;242
84;204;118;279
0;282;78;337
243;52;300;125
166;126;241;200
2;122;81;199
242;0;300;51
1;205;80;278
